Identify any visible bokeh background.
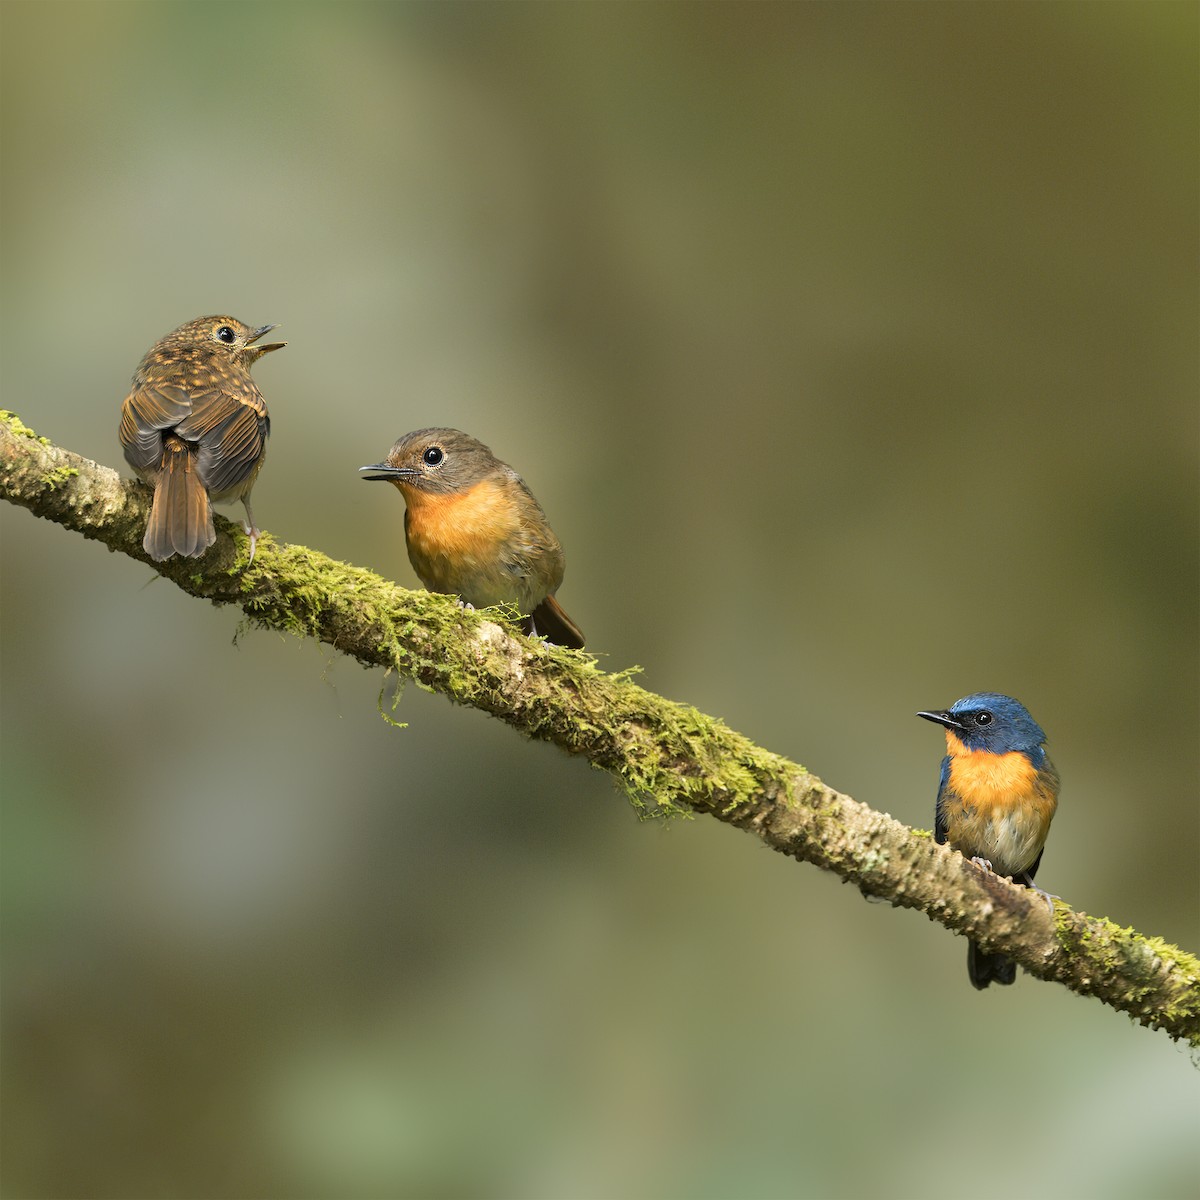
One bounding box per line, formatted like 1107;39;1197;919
2;3;1197;1197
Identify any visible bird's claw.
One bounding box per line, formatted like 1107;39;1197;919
1016;872;1059;915
242;522;259;567
973;861;1058;915
239;497;260;567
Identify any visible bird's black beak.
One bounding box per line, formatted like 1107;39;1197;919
247;323;286;359
360;462;417;481
917;709;965;731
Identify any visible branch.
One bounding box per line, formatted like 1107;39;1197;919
3;410;1197;1045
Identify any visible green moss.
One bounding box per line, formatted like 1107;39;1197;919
0;410;51;444
376;671;408;729
39;466;78;490
595;687;803;821
608;665;646;684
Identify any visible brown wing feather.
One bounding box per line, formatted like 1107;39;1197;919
119;383;195;475
179;391;268;497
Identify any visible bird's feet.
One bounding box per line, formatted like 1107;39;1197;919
242;522;260;566
1017;872;1059;916
240;498;260;567
970;858;1056;915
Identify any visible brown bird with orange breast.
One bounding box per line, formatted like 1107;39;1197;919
119;315;284;563
361;428;585;649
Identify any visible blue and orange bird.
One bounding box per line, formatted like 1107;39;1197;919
917;693;1059;989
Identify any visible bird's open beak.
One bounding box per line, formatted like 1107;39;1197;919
917;710;965;730
360;463;417;481
247;323;286;359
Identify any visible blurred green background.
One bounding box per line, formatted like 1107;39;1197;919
2;2;1197;1197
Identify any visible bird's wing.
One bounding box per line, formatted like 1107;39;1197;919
934;755;951;845
177;388;269;495
500;473;564;583
119;383;194;474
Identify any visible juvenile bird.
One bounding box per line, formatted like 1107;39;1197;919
119;315;284;562
361;428;585;649
918;692;1059;989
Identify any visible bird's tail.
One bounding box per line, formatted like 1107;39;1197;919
144;436;215;561
527;594;585;650
968;940;1017;989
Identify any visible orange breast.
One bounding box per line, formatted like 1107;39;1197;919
945;736;1043;814
403;479;520;559
400;479;530;606
942;733;1058;875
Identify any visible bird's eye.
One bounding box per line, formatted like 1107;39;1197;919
216;325;236;344
422;446;444;466
975;712;993;726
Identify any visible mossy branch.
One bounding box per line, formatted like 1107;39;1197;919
3;410;1197;1046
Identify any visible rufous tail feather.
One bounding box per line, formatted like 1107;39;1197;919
144;436;215;560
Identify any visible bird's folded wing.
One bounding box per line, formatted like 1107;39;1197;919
180;390;268;495
118;383;194;473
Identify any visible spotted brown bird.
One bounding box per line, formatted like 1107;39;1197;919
119;315;284;563
360;428;585;649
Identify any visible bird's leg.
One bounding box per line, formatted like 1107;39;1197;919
971;857;1055;914
240;497;260;566
1016;872;1059;915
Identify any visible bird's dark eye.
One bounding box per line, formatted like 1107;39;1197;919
422;446;444;466
975;712;993;726
216;325;236;343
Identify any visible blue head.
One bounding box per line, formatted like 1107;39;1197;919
917;692;1047;760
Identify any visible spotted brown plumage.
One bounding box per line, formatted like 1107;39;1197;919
119;315;284;562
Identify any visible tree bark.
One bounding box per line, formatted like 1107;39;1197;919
3;411;1197;1046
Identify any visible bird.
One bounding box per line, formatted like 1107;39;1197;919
119;315;284;563
360;428;585;649
917;692;1060;989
